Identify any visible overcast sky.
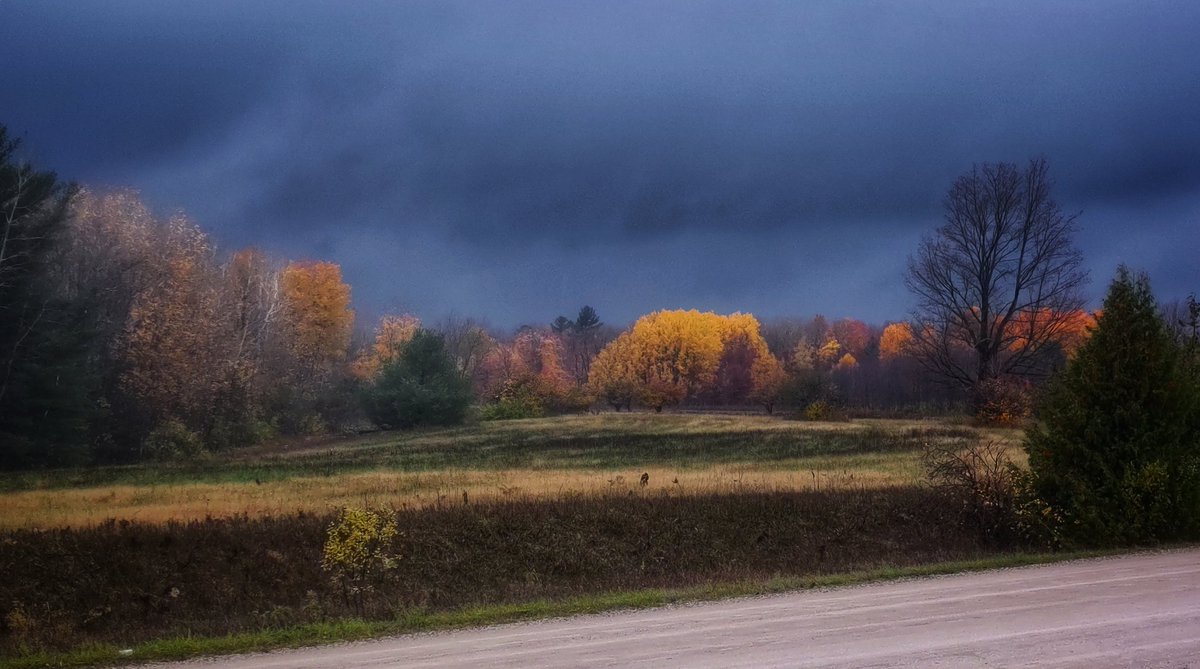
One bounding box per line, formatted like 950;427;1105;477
3;1;1198;328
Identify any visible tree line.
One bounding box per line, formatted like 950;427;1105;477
2;124;1195;472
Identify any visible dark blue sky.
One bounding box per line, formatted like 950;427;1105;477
3;1;1198;327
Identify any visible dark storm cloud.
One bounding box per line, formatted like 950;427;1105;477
2;1;1198;326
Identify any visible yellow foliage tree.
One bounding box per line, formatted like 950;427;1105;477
817;338;842;366
586;332;641;411
588;309;783;412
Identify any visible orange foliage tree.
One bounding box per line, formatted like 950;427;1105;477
478;327;580;414
352;315;420;380
830;318;872;358
119;215;225;436
280;261;354;375
878;322;914;362
1005;308;1098;359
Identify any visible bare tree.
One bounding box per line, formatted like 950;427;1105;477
436;313;495;379
905;159;1087;403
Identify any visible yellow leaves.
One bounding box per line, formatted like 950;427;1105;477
749;352;787;409
322;507;399;608
280;261;354;371
836;353;858;370
588;309;784;409
818;338;842;365
789;340;816;371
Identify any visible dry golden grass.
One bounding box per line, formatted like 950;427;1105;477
0;414;1026;530
0;465;912;530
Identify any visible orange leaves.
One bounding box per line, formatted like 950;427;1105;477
879;322;914;362
1004;308;1098;357
352;315;420;380
120;214;222;424
830;318;871;358
280;261;354;372
478;327;574;404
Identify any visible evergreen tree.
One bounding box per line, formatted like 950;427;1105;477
1025;267;1200;544
0;125;92;468
362;329;473;429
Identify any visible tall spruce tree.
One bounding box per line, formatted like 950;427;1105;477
1025;267;1200;544
0;125;92;467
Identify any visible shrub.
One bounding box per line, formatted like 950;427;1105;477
480;395;544;421
1026;267;1200;545
141;419;205;460
1010;469;1066;550
974;376;1033;425
322;507;400;615
800;400;846;422
362;329;473;429
205;416;276;451
921;440;1018;543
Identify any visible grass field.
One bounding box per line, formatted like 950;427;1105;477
1;413;1046;663
0;414;1022;529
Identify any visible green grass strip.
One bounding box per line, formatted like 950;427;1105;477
1;548;1127;669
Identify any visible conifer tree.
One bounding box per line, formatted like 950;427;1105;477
362;329;473;429
1025;267;1200;544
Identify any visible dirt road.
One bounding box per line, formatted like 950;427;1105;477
156;549;1200;668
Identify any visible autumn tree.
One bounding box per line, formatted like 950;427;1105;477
57;192;296;454
478;326;585;417
905;159;1087;407
586;333;640;411
749;351;787;413
280;261;354;373
830;318;872;359
119;215;226;443
271;260;355;432
351;314;420;380
878;322;914;362
587;310;782;412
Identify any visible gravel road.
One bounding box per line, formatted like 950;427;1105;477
153;548;1200;668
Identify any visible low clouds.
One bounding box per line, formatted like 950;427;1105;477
3;1;1198;326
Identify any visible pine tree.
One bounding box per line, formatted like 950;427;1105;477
1025;267;1200;544
0;125;93;467
362;329;473;429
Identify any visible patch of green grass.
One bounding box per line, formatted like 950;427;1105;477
0;415;983;492
0;548;1122;669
